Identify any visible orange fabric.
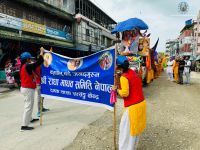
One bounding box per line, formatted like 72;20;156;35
146;69;154;84
173;61;179;82
146;51;151;70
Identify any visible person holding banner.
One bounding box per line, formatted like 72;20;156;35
34;65;49;117
114;56;147;150
20;48;44;131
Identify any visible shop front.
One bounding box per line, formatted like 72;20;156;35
0;10;75;65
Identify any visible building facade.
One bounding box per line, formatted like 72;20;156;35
166;39;179;57
74;0;116;52
166;16;200;58
193;20;200;57
43;0;117;52
0;0;75;68
178;14;200;58
179;25;193;56
0;0;116;68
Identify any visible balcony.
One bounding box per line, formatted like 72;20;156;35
42;0;75;15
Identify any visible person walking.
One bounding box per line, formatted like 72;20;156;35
113;56;146;150
178;57;185;84
20;48;44;131
184;56;191;85
166;57;174;81
172;57;179;83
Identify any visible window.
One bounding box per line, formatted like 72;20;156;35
86;29;90;42
94;30;99;45
101;35;105;45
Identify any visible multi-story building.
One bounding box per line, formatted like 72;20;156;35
193;19;200;57
0;0;116;69
179;22;194;57
178;14;200;58
43;0;75;15
43;0;117;53
166;39;179;57
74;0;116;52
0;0;75;68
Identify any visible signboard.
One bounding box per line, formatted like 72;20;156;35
22;19;46;35
0;12;72;41
0;13;22;30
46;27;73;41
41;48;115;110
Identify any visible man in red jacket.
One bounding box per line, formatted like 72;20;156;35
114;56;147;150
20;48;44;131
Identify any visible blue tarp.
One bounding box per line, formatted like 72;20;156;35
111;18;149;34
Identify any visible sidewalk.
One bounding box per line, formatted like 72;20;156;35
0;90;106;150
0;87;13;93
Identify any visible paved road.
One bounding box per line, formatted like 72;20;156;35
138;72;200;150
65;72;200;150
0;89;106;150
1;72;200;150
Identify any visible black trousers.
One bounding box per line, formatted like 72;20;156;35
179;70;184;84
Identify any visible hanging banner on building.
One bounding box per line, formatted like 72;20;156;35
0;13;22;30
22;19;46;35
46;27;73;41
41;48;115;111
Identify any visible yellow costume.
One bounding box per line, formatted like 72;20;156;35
158;58;163;75
118;76;146;150
173;60;179;83
118;76;146;135
162;57;168;69
154;61;159;79
146;69;154;83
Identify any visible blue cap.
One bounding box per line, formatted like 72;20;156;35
20;52;34;60
116;55;128;65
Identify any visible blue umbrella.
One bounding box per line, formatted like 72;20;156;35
111;18;149;34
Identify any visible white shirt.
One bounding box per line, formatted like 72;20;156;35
184;60;191;73
167;60;174;73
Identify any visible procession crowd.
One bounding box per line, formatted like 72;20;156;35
3;45;189;150
167;56;191;85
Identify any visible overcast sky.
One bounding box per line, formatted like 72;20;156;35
90;0;200;52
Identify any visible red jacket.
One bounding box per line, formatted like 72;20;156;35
20;64;36;89
34;66;41;85
122;69;144;107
